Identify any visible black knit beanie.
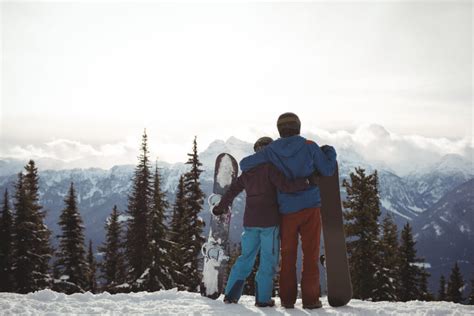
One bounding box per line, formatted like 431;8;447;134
253;136;273;152
277;112;301;137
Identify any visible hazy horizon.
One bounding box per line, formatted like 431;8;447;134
1;123;473;178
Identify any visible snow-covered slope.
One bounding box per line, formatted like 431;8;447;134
1;289;472;316
406;154;473;207
413;179;474;294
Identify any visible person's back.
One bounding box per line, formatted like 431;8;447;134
240;128;336;214
238;112;337;309
219;162;311;228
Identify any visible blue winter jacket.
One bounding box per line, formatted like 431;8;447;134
239;135;337;214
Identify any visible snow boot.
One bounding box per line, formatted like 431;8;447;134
255;299;275;307
303;301;322;309
223;296;238;304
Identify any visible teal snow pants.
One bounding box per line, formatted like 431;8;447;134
224;226;280;304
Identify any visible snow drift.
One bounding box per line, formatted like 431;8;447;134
1;289;472;315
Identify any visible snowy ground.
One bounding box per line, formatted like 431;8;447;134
1;289;473;316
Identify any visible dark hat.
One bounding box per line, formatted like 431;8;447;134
277;112;301;137
254;136;273;152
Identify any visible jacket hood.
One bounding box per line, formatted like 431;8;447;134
269;135;307;158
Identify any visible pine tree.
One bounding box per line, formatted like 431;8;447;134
13;172;31;293
181;137;206;292
125;130;153;287
438;275;447;301
54;182;88;293
142;162;174;291
99;205;126;292
169;175;188;289
87;240;97;293
418;266;433;301
13;161;53;293
0;189;15;291
372;214;400;301
23;160;52;291
446;261;464;303
342;167;381;300
398;222;423;301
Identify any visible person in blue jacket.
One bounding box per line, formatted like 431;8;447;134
239;112;337;309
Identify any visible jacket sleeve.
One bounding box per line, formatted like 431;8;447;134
268;164;310;193
217;175;245;210
310;143;337;176
239;148;269;172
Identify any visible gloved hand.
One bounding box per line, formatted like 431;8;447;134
320;145;333;153
212;202;228;216
320;145;336;159
307;170;321;186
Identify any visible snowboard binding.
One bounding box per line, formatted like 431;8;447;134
201;237;229;263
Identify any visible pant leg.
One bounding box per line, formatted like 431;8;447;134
299;208;322;305
224;227;260;301
255;226;280;303
279;212;301;305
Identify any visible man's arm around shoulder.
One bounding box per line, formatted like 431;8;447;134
267;164;311;193
239;146;270;172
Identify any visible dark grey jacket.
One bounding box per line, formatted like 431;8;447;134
216;163;310;227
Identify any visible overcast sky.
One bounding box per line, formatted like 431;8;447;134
1;2;472;165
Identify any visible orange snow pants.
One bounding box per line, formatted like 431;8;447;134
279;207;321;306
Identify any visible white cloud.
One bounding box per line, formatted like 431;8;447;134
305;124;473;175
0;138;138;170
1;125;472;176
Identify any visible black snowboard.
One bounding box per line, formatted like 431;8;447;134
319;162;352;307
200;153;238;299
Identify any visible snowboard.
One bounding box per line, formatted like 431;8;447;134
319;162;352;307
200;153;238;299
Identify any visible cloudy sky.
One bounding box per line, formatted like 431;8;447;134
1;2;472;170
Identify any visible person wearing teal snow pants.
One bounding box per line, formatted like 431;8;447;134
225;226;280;304
212;137;312;306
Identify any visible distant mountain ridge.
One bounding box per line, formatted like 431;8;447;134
1;137;473;294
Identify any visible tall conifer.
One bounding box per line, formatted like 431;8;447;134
55;182;88;293
181;137;206;292
142;162;174;290
99;205;126;292
125;130;153;286
438;275;447;301
0;189;15;291
373;214;400;301
24;160;52;291
343;168;381;300
169;176;188;289
446;262;464;303
398;222;422;301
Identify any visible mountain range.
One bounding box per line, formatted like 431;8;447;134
0;137;473;295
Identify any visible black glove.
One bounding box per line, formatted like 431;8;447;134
307;170;321;186
320;145;331;152
212;202;226;216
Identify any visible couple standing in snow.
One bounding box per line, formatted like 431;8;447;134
212;112;337;309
